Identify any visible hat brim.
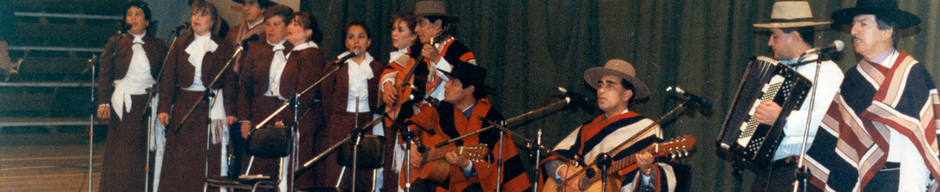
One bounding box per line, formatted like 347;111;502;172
831;7;920;29
439;70;495;91
233;0;277;8
583;68;649;99
753;21;831;28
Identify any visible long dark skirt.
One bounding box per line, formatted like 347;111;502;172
312;111;375;191
100;94;150;192
159;90;224;192
294;101;325;188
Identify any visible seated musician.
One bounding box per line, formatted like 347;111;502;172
405;62;530;192
749;1;843;191
541;59;676;192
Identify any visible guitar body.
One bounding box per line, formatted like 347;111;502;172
541;165;622;192
398;131;489;189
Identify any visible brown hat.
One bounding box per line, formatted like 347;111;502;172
415;1;446;16
583;59;649;99
753;1;830;28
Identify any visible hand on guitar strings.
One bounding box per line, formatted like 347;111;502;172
444;151;471;169
558;165;582;191
636;151;655;176
410;145;424;168
382;81;398;104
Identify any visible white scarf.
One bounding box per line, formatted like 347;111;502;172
184;33;218;91
110;33;155;120
265;40;288;100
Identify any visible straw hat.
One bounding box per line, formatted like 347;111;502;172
583;59;649;99
753;1;830;28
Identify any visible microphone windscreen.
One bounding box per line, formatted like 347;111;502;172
833;40;844;52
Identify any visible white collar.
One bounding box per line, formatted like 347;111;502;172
194;32;212;41
869;47;898;68
268;39;286;51
604;108;631;119
291;41;318;51
247;18;264;29
130;32;146;44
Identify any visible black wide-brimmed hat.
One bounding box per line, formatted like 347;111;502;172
830;0;920;29
440;61;493;90
232;0;278;9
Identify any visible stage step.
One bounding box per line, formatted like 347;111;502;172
0;117;104;128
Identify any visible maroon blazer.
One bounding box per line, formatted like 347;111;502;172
157;34;237;116
97;34;168;105
281;45;327;118
235;39;295;122
321;55;385;115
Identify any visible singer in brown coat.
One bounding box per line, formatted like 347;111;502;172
315;20;385;191
235;5;294;185
156;1;237;191
283;11;327;189
96;1;167;191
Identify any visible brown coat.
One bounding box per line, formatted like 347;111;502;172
96;34;167;192
157;34;237;116
97;34;167;105
313;55;385;191
235;39;296;123
226;21;265;73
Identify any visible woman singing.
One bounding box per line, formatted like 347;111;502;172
317;20;385;191
283;11;326;188
156;1;237;191
97;1;167;191
378;12;420;192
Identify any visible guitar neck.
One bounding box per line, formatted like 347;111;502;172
607;148;654;175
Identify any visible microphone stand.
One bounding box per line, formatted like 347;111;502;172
142;30;181;192
89;32;124;192
172;44;244;133
430;98;576;192
556;100;691;191
595;153;612;192
88;53;98;192
791;52;824;192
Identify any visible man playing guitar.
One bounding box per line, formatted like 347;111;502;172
541;59;677;192
403;62;530;192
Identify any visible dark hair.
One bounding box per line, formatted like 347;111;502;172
264;5;294;26
620;79;636;102
292;12;322;44
122;1;153;34
458;79;487;99
342;20;372;40
422;15;457;36
875;16;900;45
189;0;222;35
780;26;815;45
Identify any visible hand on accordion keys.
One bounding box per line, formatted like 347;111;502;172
753;101;783;125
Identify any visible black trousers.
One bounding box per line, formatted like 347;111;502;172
863;164;899;192
752;157;821;192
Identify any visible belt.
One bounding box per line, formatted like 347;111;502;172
881;162;900;171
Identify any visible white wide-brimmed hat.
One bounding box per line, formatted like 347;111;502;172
753;1;830;28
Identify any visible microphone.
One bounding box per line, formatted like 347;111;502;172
332;50;361;67
172;22;190;34
557;87;594;106
667;86;713;111
803;40;844;54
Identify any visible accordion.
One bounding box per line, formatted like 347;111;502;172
717;56;812;166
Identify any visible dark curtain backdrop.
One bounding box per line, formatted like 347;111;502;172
300;0;940;191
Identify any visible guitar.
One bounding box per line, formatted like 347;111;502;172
384;27;451;126
542;135;697;192
399;143;489;188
